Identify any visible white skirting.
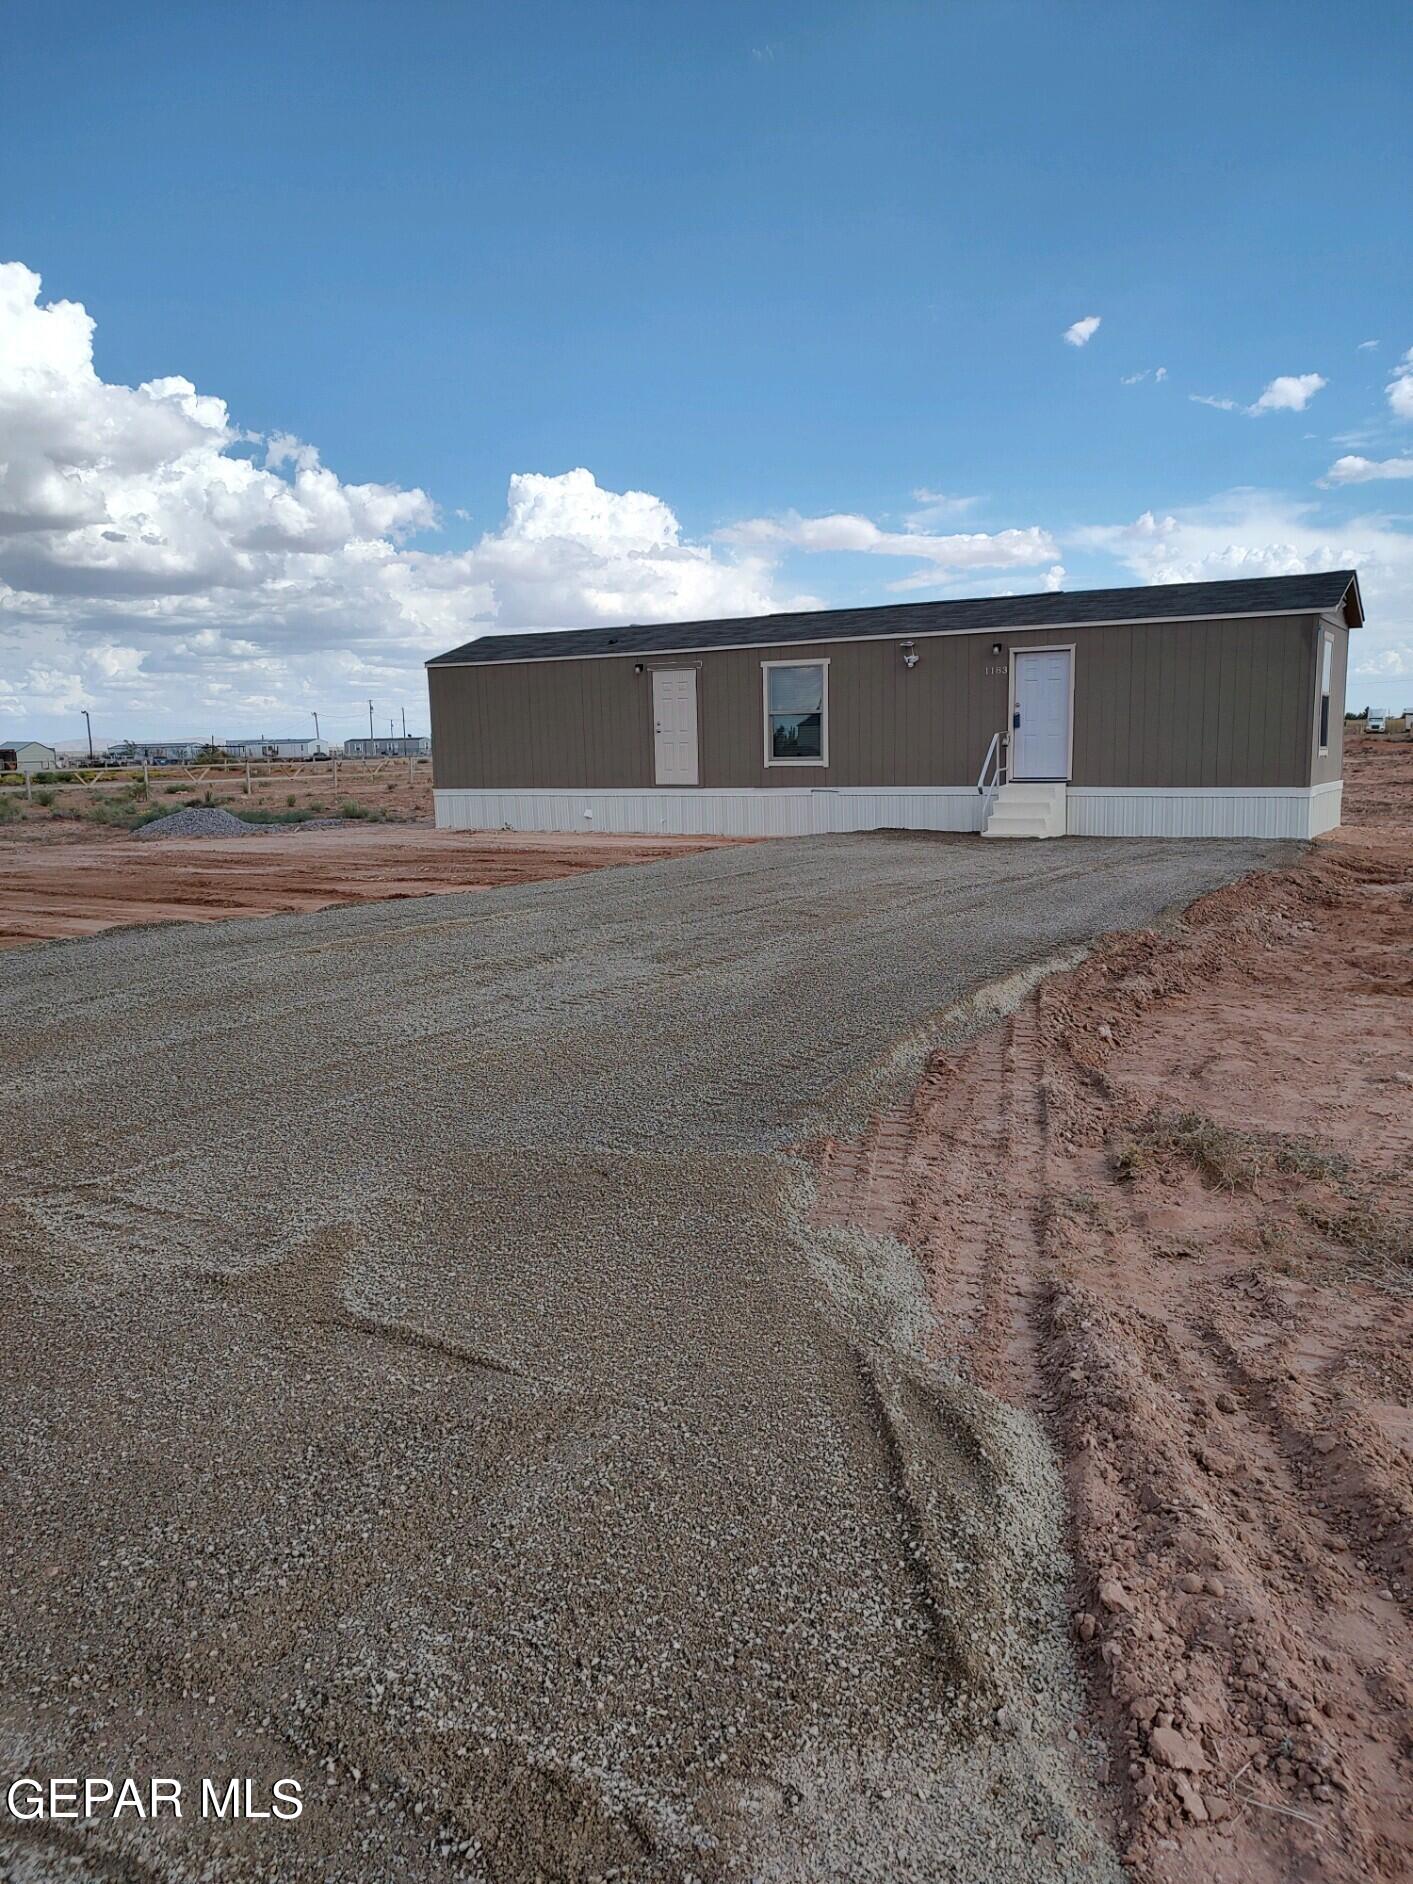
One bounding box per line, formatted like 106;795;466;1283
1065;783;1342;840
434;782;1342;840
434;786;986;837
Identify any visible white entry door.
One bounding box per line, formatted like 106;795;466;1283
1012;649;1073;780
652;668;699;785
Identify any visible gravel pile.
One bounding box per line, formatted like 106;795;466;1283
135;805;261;840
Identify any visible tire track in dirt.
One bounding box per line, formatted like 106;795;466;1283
806;835;1413;1884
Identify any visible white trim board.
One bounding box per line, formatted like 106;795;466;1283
434;783;1341;841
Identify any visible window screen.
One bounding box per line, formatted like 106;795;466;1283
766;663;826;761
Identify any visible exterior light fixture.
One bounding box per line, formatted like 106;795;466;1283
901;639;919;669
990;642;1003;655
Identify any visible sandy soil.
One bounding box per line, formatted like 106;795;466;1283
0;826;738;947
808;735;1413;1883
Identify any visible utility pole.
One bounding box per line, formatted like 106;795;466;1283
311;709;321;752
401;707;407;741
368;699;374;743
82;709;94;763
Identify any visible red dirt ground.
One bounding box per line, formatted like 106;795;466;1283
808;733;1413;1884
0;826;740;948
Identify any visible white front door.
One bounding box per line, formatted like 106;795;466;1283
1012;649;1072;780
653;668;699;785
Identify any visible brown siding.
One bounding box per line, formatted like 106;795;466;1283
430;612;1327;792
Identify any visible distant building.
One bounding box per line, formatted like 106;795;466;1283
1;740;60;773
103;740;207;763
222;737;324;759
343;735;431;758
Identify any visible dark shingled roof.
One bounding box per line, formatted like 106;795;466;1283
428;570;1362;666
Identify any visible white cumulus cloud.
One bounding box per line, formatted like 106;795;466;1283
1320;455;1413;486
0;263;785;739
1191;373;1327;418
1250;373;1326;414
1063;315;1101;347
1388;348;1413;421
717;509;1059;592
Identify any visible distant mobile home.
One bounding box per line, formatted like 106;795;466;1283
222;737;324;760
426;571;1361;841
0;740;60;774
343;736;431;758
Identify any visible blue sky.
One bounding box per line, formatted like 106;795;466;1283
2;0;1411;743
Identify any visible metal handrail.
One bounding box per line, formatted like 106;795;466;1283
976;730;1008;798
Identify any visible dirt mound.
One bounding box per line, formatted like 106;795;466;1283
134;805;260;839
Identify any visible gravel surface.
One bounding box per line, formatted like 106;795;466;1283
0;833;1293;1882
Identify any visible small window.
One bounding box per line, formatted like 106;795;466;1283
1318;633;1333;753
764;661;828;765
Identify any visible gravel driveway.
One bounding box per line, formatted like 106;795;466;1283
0;833;1291;1882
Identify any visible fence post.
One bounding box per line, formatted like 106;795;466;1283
25;768;33;802
142;759;150;798
245;758;252;797
332;756;339;795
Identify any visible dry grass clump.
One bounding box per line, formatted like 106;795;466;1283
1297;1198;1413;1290
1112;1111;1348;1192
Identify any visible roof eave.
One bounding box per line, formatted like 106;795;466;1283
426;601;1352;670
1343;573;1365;628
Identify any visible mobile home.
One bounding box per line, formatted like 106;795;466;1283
427;571;1360;841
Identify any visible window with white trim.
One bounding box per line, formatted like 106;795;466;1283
1318;633;1333;754
763;660;828;765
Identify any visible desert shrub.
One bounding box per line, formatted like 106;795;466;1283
239;806;312;825
340;800;372;819
0;794;20;823
85;800;167;831
1298;1199;1412;1281
33;788;56;807
1114;1111;1347;1192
